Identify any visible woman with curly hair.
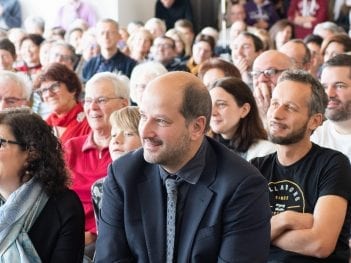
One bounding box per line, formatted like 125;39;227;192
0;107;84;262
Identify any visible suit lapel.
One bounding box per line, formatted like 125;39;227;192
177;152;216;262
138;165;165;262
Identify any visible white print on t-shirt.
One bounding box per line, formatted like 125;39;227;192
268;180;305;215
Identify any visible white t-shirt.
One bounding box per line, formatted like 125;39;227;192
246;139;276;161
311;120;351;161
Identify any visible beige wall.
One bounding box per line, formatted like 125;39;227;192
19;0;154;29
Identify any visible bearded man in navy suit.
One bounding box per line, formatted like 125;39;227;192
95;71;271;262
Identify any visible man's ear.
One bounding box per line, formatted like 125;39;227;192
308;112;323;133
189;116;206;140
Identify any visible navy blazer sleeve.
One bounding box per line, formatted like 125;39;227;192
95;163;134;262
95;140;271;262
217;170;271;262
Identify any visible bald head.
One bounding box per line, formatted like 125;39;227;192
253;50;293;89
144;71;212;131
254;50;293;70
139;71;212;172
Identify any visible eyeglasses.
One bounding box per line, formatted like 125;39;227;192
84;96;124;106
250;68;286;79
0;97;26;106
154;43;174;50
35;81;61;97
52;53;73;62
0;137;25;148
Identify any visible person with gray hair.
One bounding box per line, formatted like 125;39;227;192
49;41;77;70
24;16;45;35
129;61;167;105
64;71;129;260
251;69;351;262
0;70;31;110
313;21;345;39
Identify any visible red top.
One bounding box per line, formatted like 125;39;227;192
64;132;111;234
288;0;328;39
46;102;91;145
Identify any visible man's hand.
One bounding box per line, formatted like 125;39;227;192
271;211;313;241
233;56;249;76
253;82;272;121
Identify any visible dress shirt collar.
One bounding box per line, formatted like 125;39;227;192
82;131;109;152
159;138;208;185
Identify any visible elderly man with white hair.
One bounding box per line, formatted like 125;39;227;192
129;61;168;105
0;71;31;110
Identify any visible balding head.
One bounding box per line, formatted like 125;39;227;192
253;50;293;89
279;40;311;70
145;71;212;131
139;71;212;173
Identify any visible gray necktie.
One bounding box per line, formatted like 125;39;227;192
165;177;178;263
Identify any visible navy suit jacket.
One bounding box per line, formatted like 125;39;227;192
95;137;271;262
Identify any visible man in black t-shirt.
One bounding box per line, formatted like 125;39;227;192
251;69;351;262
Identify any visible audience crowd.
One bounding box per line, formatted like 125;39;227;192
0;0;351;262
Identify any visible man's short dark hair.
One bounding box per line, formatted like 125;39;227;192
322;53;351;79
239;32;264;52
277;69;328;116
0;38;16;59
180;81;212;132
194;33;215;53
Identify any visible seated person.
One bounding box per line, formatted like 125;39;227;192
150;36;189;72
64;72;129;259
251;70;351;262
186;33;215;76
208;77;276;161
198;57;241;86
0;107;84;262
92;106;142;226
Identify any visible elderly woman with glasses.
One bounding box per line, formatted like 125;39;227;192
64;72;129;260
33;63;90;145
0;108;84;262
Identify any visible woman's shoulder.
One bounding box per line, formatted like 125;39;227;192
48;188;84;214
246;139;277;161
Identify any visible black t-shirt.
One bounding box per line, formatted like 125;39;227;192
251;143;351;262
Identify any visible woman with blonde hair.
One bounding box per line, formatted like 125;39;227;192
92;106;142;226
127;28;153;62
166;28;190;61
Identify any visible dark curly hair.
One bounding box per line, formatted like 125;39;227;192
33;62;82;101
0;107;70;195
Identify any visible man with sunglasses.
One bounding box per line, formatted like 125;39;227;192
0;71;30;110
252;50;293;126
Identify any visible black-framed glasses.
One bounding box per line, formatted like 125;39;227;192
0;97;26;106
35;81;61;97
84;96;124;106
0;137;25;148
250;68;286;79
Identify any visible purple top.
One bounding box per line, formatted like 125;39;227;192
54;1;97;30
